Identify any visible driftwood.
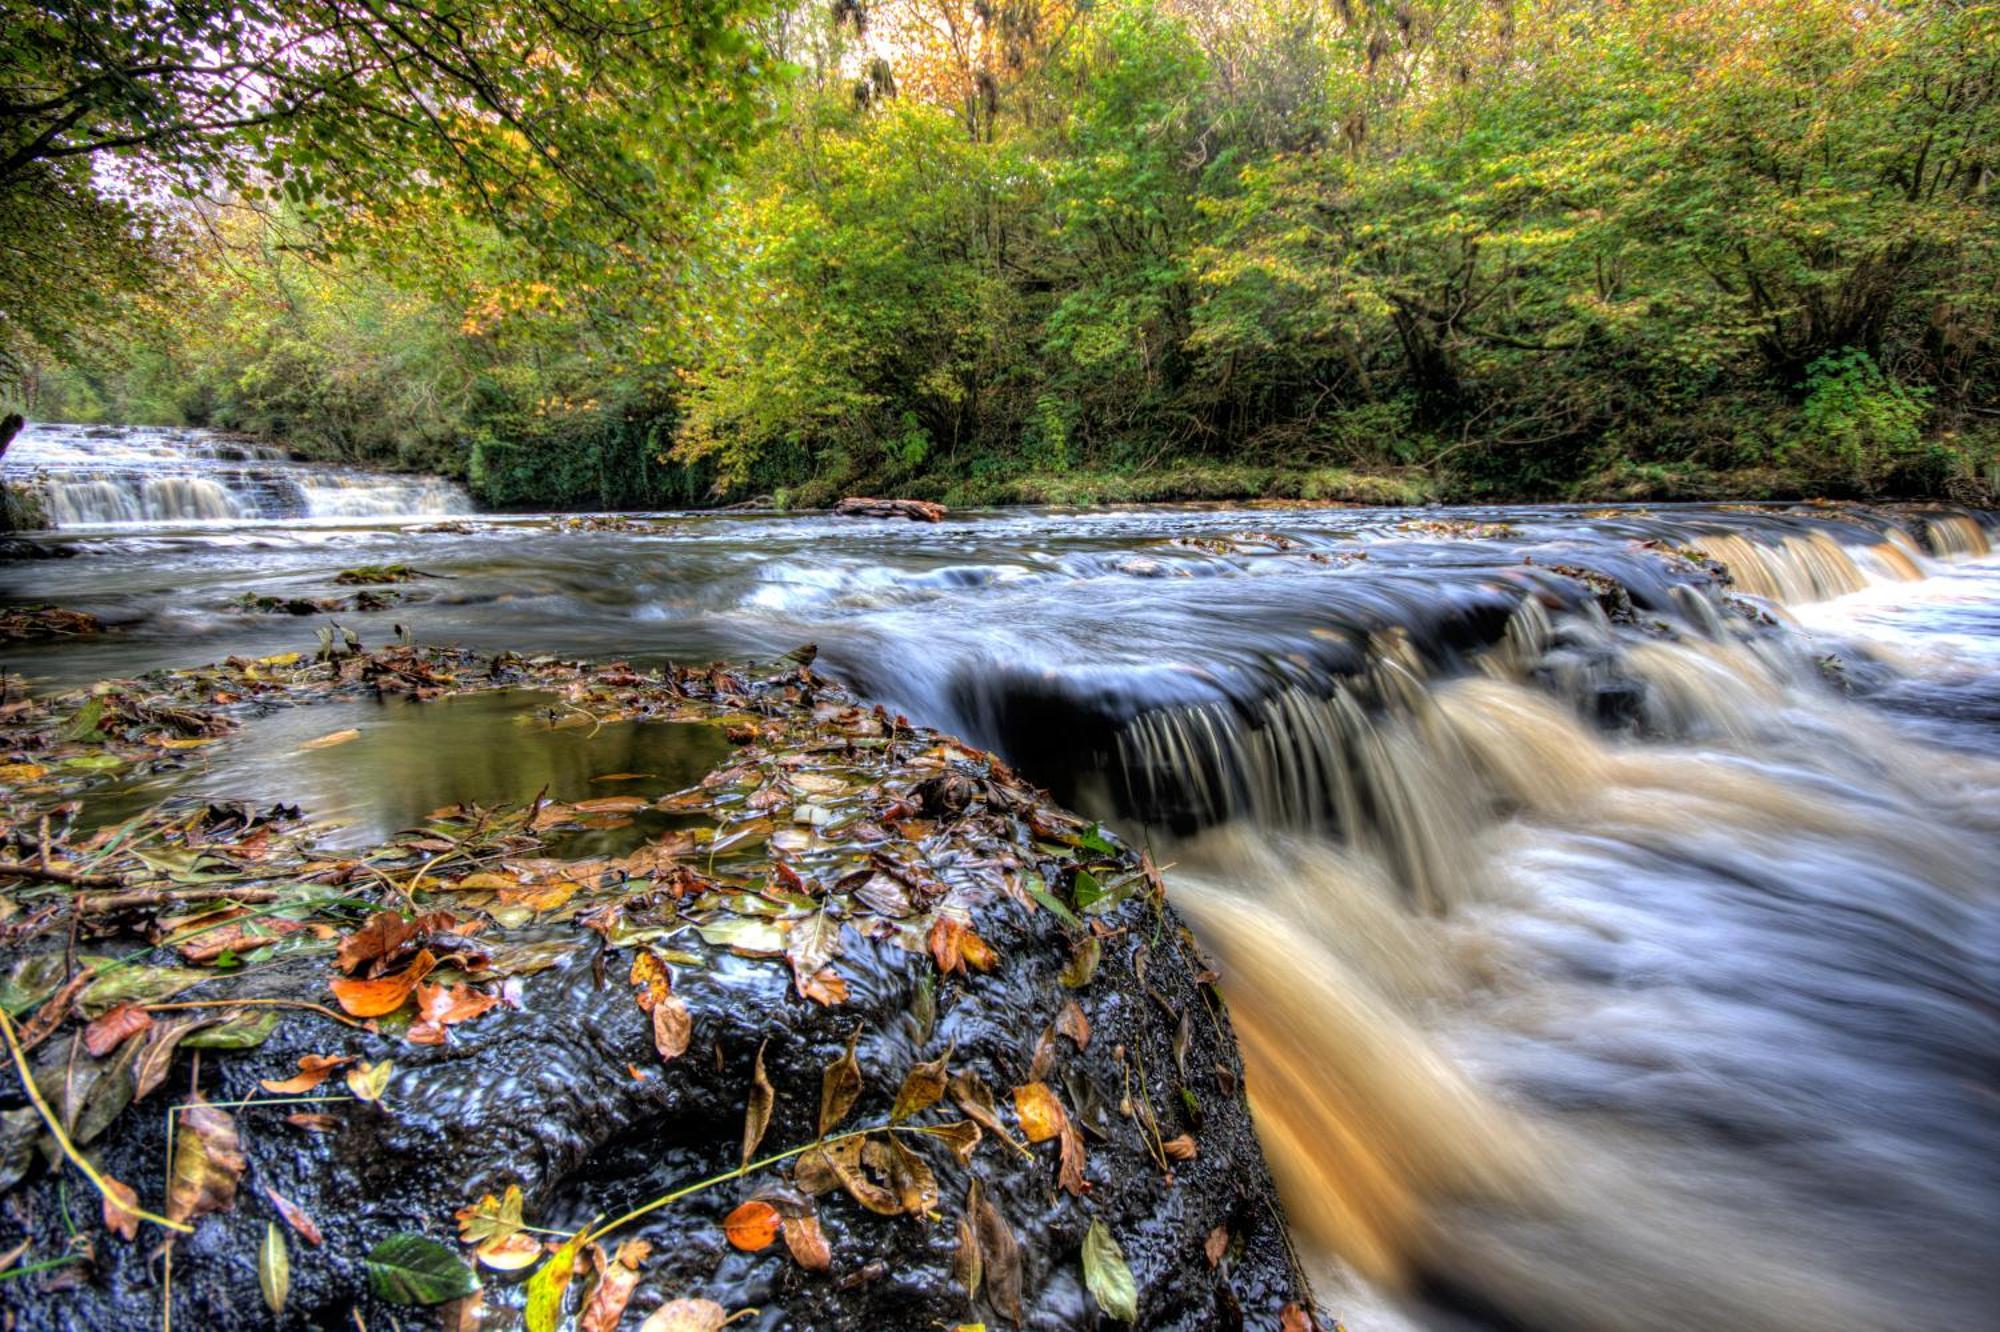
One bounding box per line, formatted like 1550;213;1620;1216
832;496;947;522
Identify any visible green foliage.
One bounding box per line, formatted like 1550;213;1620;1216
17;0;2000;505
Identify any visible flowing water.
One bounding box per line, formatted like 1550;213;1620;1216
3;425;1997;1330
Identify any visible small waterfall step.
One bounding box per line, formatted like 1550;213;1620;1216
1;422;473;528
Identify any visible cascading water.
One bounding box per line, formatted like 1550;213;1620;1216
0;421;472;527
3;441;1996;1329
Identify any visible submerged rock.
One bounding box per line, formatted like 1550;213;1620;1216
0;649;1310;1330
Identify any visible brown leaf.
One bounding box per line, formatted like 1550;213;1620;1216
796;966;849;1006
819;1029;862;1137
1058;1122;1090;1198
166;1096;245;1225
263;1185;323;1246
928;1118;983;1166
335;909;418;974
929;915;999;975
781;1211;831;1272
800;1134;901;1215
408;980;502;1045
723;1200;781;1251
83;1005;153;1058
102;1175;141;1241
640;1300;729;1332
891;1044;952;1122
652;991;692;1061
1027;1026;1059;1083
134;1015;220;1101
1204;1225;1229;1268
741;1040;775;1167
952;1210;982;1300
872;1133;939;1216
787;911;842;991
259;1053;354;1095
580;1239;651;1332
1011;1081;1068;1144
283;1112;338;1132
1162;1133;1198;1162
1059;933;1101;988
177;917;305;964
949;1069;1026;1153
1054;1000;1091;1051
1280;1304;1317;1332
971;1178;1023;1326
328;948;436;1017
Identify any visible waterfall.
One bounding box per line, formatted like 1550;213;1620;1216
1;422;473;528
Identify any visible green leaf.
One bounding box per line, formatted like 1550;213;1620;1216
1027;880;1084;930
1072;870;1109;913
1076;824;1118;858
364;1233;479;1306
1082;1217;1138;1323
524;1231;588;1332
183;1008;281;1050
259;1221;290;1315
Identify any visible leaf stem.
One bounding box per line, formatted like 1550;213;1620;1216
0;1006;192;1234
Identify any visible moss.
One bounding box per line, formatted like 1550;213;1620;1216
0;482;48;532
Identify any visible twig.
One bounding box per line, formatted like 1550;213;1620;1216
139;998;368;1030
0;1006;192;1233
0;861;125;889
72;885;283;912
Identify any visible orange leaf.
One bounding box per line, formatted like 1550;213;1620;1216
408;981;501;1045
102;1176;141;1241
782;1212;831;1271
83;1005;153;1058
1280;1303;1318;1332
329;949;436;1017
795;966;849;1006
259;1053;355;1095
1012;1081;1068;1144
722;1200;781;1251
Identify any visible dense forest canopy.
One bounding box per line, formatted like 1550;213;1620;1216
5;0;1996;506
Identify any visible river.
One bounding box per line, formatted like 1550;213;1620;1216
3;423;1997;1330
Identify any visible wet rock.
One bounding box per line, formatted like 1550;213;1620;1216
0;652;1309;1331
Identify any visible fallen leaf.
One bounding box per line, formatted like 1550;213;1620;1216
652;992;692;1060
949;1070;1026;1153
525;1231;588;1332
284;1112;339;1132
102;1175;141;1240
82;1005;153;1057
1279;1304;1317;1332
477;1233;544;1270
871;1133;939;1215
134;1014;220;1101
1059;935;1101;988
928;916;996;975
1082;1218;1138;1323
260;1220;291;1314
640;1300;729;1332
796;965;849;1006
928;1119;983;1166
971;1179;1023;1326
329;948;437;1017
580;1239;651;1332
782;1211;831;1272
741;1040;774;1167
264;1185;324;1246
953;1210;982;1300
166;1096;245;1224
892;1044;952;1122
301;727;361;750
337;911;420;973
1012;1081;1068;1144
259;1053;354;1095
365;1232;480;1306
456;1184;526;1245
723;1199;781;1251
819;1029;862;1136
1204;1225;1229;1267
1055;1001;1091;1051
1162;1134;1198;1161
346;1059;394;1103
409;981;501;1045
1058;1123;1090;1197
787;912;843;999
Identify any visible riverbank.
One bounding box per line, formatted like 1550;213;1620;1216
0;643;1310;1329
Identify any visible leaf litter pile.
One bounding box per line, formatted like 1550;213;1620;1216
0;640;1315;1329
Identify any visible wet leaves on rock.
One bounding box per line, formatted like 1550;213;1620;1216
365;1232;481;1306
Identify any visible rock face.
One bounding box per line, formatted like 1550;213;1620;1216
0;650;1309;1331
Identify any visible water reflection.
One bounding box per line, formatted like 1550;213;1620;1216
91;691;731;851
